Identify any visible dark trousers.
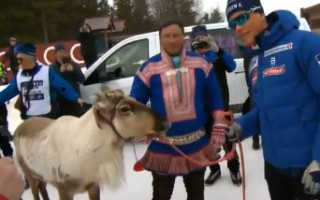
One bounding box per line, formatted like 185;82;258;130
0;103;12;157
84;55;98;69
0;135;13;157
209;140;240;173
242;97;260;143
265;162;320;200
252;133;260;143
58;100;81;117
151;170;205;200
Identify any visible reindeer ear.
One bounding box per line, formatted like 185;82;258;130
113;89;124;95
93;107;103;129
92;87;124;129
93;103;115;129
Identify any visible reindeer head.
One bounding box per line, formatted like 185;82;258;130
93;86;170;139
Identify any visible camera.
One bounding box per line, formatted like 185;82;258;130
191;40;209;50
62;56;71;64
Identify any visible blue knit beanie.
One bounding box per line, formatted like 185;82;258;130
54;43;66;52
226;0;264;20
14;43;36;56
191;25;208;40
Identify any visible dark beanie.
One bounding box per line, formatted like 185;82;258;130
191;25;208;40
14;43;36;56
54;43;66;52
226;0;264;20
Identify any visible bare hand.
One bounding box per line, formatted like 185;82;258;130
77;98;84;107
65;64;73;72
0;157;25;200
213;110;234;125
60;65;66;72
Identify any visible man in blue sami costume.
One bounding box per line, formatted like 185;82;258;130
0;43;83;119
226;0;320;198
130;21;234;200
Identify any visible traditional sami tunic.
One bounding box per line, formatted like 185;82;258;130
130;48;224;175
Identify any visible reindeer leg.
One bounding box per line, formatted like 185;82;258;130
27;177;41;200
87;184;100;200
56;185;73;200
16;157;40;200
39;182;50;200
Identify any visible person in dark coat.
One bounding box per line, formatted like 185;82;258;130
2;37;19;75
190;25;242;186
77;23;98;69
0;103;13;157
50;44;85;117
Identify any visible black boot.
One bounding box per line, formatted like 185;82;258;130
252;134;260;150
252;140;260;150
230;170;242;185
205;165;221;185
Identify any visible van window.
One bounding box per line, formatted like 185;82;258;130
185;28;243;59
85;39;149;85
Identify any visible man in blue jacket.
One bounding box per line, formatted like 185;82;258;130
190;25;242;186
0;43;83;119
226;0;320;199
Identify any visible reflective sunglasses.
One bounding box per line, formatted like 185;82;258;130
228;6;262;30
228;12;250;30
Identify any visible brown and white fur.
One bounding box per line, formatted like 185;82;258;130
13;87;169;200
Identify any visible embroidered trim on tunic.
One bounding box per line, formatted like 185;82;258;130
139;144;220;175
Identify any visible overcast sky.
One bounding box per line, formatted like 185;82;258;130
109;0;319;17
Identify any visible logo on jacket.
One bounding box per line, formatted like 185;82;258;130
270;57;276;66
263;65;286;77
264;43;293;57
315;54;320;66
252;68;258;85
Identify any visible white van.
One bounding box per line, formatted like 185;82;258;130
79;19;311;113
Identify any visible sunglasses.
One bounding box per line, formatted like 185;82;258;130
229;12;250;30
228;6;262;30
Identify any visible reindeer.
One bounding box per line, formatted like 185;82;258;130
13;87;169;200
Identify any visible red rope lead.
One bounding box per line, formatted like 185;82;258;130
156;136;236;166
238;140;246;200
132;137;246;200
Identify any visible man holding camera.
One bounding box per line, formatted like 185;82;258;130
50;43;85;117
190;25;242;186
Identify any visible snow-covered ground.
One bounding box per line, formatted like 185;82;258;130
5;98;271;200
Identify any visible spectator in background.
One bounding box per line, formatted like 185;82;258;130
2;37;19;75
77;23;98;69
0;62;8;85
50;44;85;117
190;25;241;186
0;43;83;120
